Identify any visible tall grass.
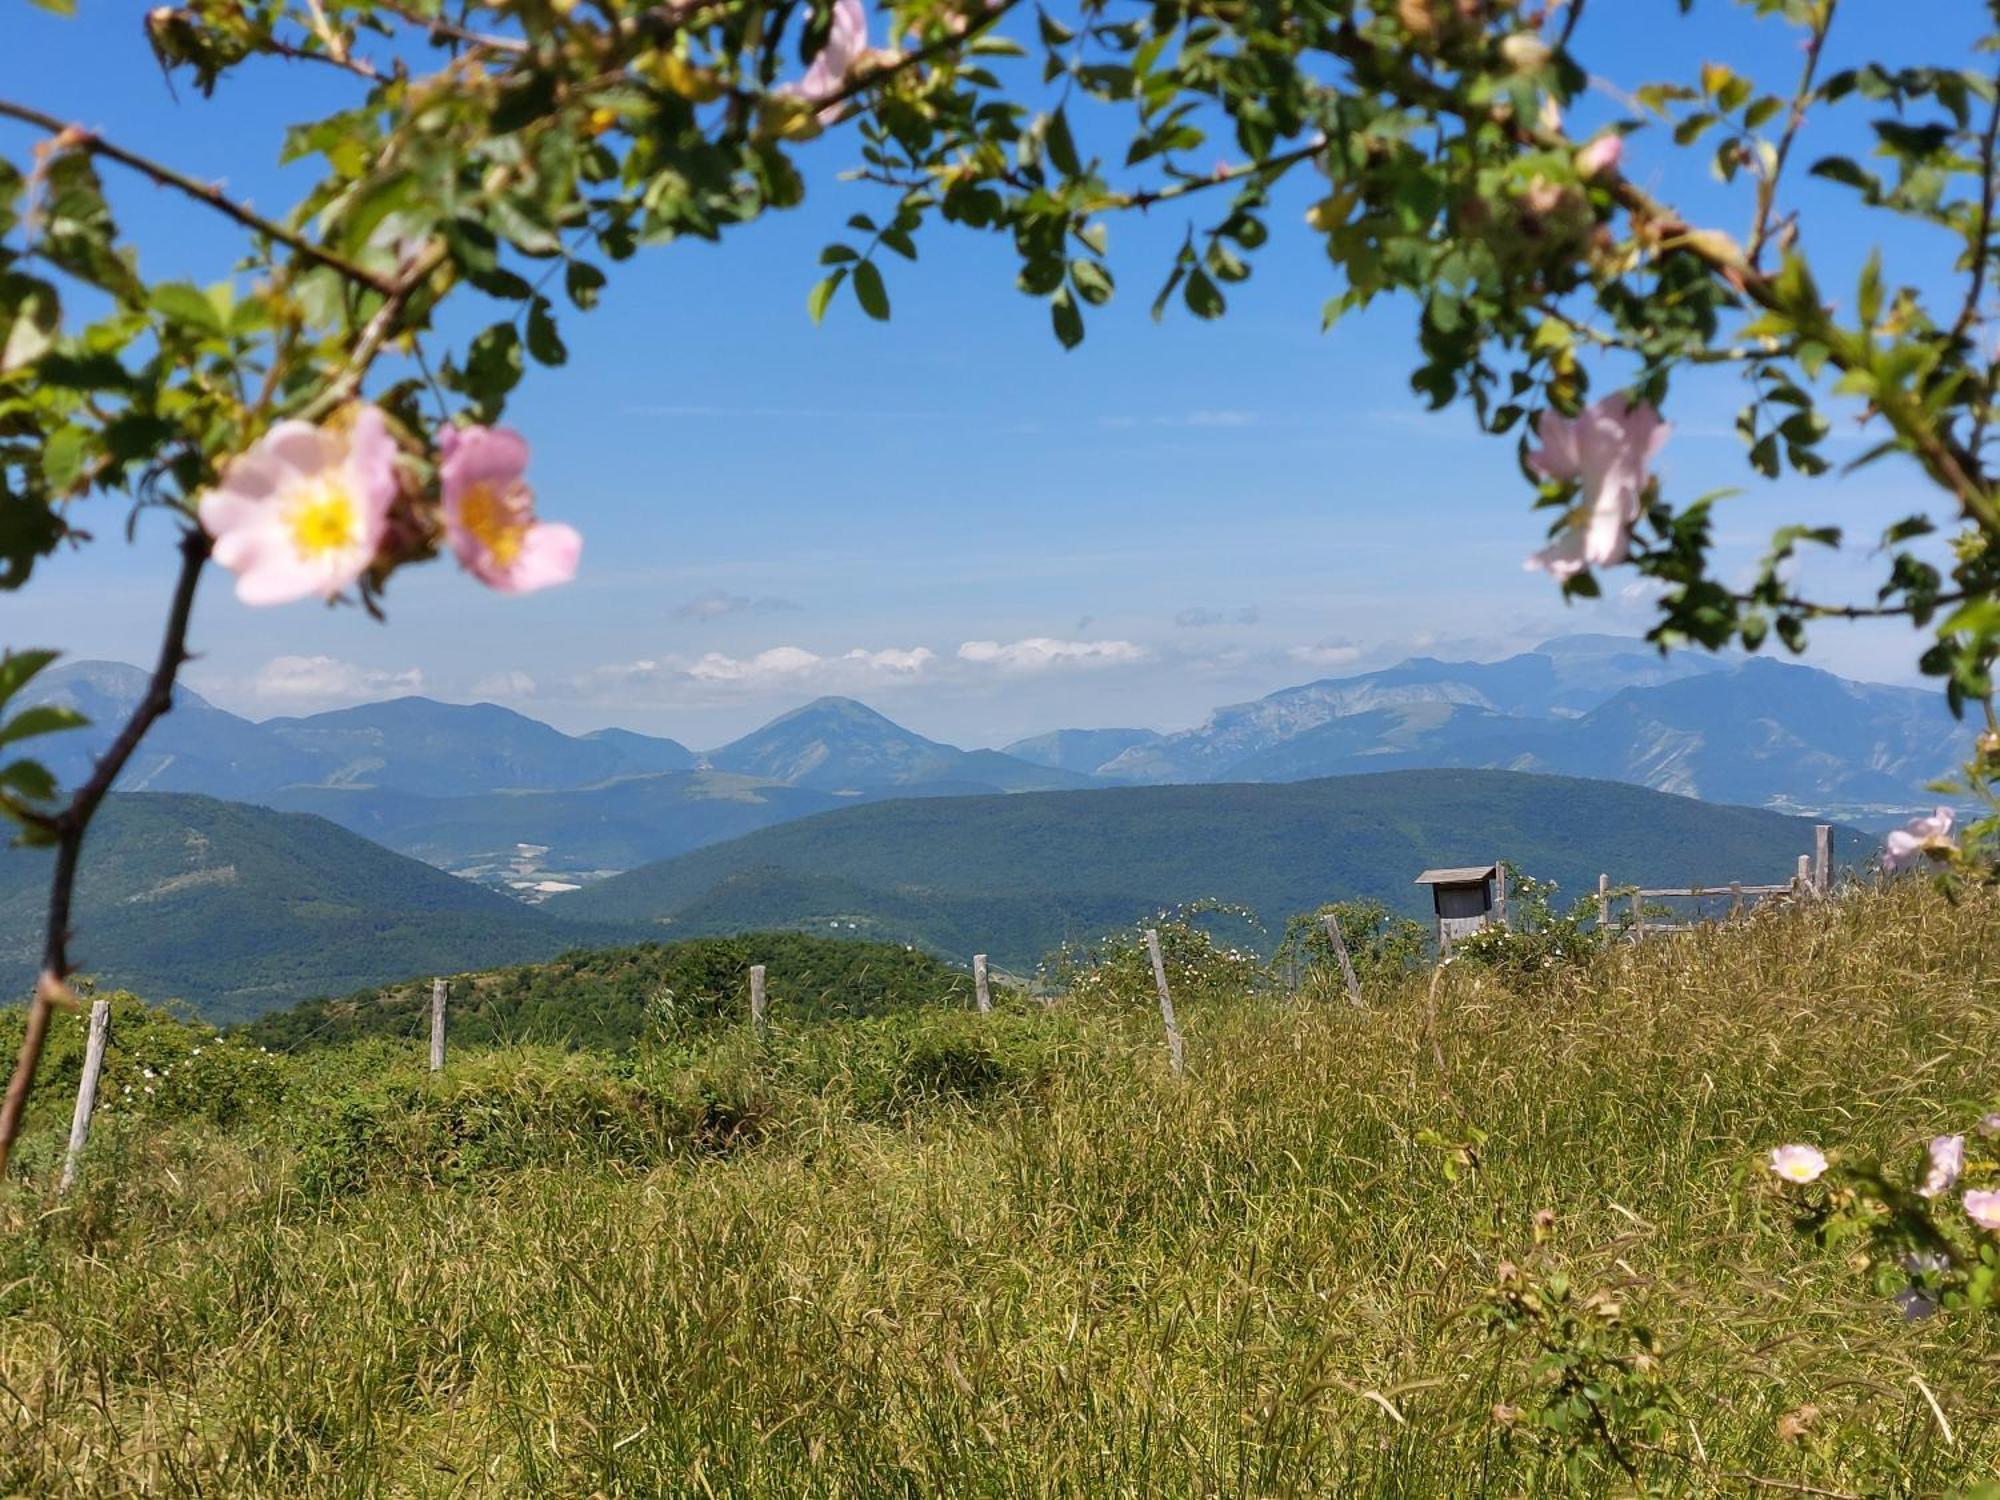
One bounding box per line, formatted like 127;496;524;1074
3;884;1998;1495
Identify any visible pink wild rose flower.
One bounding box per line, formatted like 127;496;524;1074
198;406;398;605
789;0;868;113
1575;134;1623;179
438;425;580;593
1920;1134;1965;1199
1768;1144;1827;1184
1882;806;1956;873
1523;394;1670;581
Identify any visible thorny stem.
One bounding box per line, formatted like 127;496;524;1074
1747;0;1836;268
0;98;400;297
0;529;211;1177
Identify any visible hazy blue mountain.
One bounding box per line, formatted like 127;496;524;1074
706;696;1089;793
30;661;301;794
1002;727;1165;776
1529;658;1962;814
1059;639;1953;819
30;661;693;799
552;769;1867;968
0;794;634;1020
1095;636;1729;784
258;696;693;795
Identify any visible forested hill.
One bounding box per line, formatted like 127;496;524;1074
551;769;1872;968
0;794;637;1020
240;932;973;1052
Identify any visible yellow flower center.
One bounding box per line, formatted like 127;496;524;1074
459;480;527;566
287;476;360;558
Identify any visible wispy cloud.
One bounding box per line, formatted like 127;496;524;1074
956;638;1149;672
571;644;937;701
1097;409;1260;431
471;669;537;700
249;656;424;703
1175;605;1260;628
1287;640;1363;669
672;589;801;622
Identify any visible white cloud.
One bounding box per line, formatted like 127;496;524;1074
957;638;1149;672
688;646;824;683
1287;640;1363;669
250;656;424;702
471;669;537;700
574;644;936;699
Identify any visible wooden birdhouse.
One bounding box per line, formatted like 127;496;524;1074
1414;864;1505;953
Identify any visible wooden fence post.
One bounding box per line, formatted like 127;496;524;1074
1494;863;1509;929
58;1000;110;1194
1814;824;1832;894
1630;890;1645;938
1730;880;1744;920
749;964;768;1037
1795;854;1811;895
1597;873;1610;930
1144;929;1185;1078
1322;913;1363;1008
429;978;447;1072
972;954;992;1014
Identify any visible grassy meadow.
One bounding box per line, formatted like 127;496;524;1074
3;884;1999;1495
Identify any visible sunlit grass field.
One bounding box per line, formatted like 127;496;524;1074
4;884;1999;1495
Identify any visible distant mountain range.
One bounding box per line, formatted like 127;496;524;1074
27;636;1962;903
551;770;1869;969
0;794;638;1020
1006;634;1961;819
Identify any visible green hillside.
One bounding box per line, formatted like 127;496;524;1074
553;770;1871;966
243;931;975;1052
0;795;635;1020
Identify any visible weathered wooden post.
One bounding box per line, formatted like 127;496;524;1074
1795;854;1811;895
1597;873;1610;930
1494;864;1509;929
749;964;768;1037
1322;912;1363;1008
1730;880;1744;920
972;953;992;1014
1814;824;1832;895
1143;928;1185;1078
429;978;447;1072
1630;890;1645;938
58;1000;110;1194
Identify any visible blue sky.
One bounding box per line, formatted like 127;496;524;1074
0;3;1980;748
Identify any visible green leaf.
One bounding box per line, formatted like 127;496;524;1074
1050;285;1084;349
1069;259;1113;306
0;273;60;372
526;298;568;367
1183;270;1225;320
807;269;847;325
0;650;59;709
851;260;891;321
0;703;85;751
1045;108;1081;178
1856;249;1883;328
564;260;605;312
0;757;57;805
149;281;228;337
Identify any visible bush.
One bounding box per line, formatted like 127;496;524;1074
1448;864;1604;985
1039;901;1263;1012
1272;898;1429;997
